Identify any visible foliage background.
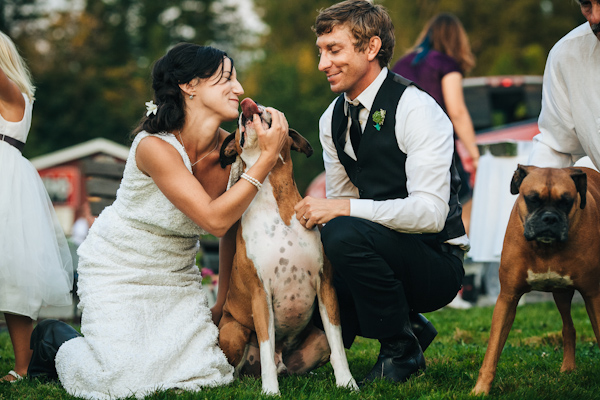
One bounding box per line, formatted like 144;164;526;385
0;0;587;193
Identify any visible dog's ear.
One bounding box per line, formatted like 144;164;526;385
289;129;313;158
219;131;239;168
568;168;587;209
510;164;536;195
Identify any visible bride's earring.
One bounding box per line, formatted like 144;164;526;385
189;94;194;100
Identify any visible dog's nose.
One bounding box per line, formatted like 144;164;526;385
541;211;560;226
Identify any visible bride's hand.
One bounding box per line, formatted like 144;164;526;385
252;108;289;166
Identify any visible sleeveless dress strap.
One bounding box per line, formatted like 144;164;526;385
131;131;193;172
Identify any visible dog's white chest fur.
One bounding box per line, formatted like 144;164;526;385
526;269;574;291
241;176;323;334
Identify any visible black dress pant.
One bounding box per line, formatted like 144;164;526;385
320;216;464;348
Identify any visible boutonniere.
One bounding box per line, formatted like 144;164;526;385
372;109;386;131
145;100;158;116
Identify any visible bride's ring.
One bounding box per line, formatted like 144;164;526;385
303;216;308;221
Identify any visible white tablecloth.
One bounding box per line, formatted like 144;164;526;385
468;141;532;262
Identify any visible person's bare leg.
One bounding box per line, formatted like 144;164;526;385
462;198;473;235
1;313;33;381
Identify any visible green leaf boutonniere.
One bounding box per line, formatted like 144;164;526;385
372;109;386;131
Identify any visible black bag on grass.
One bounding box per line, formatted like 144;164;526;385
28;319;81;381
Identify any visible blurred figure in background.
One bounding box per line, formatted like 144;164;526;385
393;13;478;233
70;201;94;247
0;30;73;382
393;13;478;309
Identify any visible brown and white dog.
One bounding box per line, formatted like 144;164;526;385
218;98;357;395
472;165;600;395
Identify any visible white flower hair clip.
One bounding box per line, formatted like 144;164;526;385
145;100;158;116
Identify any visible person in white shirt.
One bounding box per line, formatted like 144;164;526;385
528;0;600;168
70;202;94;247
295;0;469;385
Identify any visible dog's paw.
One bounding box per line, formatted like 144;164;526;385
261;387;281;396
261;377;281;396
337;377;359;391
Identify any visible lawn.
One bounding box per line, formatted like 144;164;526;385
1;300;599;399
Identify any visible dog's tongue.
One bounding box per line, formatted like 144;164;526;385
241;98;260;119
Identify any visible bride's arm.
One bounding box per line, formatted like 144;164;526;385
210;221;237;325
136;112;288;237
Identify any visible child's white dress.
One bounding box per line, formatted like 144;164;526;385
55;132;234;400
0;93;74;319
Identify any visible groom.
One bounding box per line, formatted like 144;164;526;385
295;0;469;384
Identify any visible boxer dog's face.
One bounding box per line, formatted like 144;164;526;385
510;165;587;244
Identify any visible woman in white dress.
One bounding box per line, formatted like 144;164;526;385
0;31;74;383
53;43;288;399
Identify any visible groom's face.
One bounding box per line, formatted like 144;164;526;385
316;25;372;100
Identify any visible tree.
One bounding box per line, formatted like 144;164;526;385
4;0;254;157
387;0;586;75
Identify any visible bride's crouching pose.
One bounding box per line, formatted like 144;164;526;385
49;43;288;400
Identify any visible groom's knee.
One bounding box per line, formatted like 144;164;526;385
321;216;366;265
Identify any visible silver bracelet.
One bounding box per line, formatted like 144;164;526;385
241;173;262;191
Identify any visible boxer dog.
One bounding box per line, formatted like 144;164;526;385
218;98;357;395
472;164;600;395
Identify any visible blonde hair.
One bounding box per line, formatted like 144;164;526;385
410;13;475;74
0;31;35;101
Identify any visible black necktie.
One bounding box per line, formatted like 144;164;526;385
348;102;364;155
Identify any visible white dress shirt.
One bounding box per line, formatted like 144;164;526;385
320;67;465;240
529;23;600;168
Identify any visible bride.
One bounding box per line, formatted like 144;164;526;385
53;43;288;399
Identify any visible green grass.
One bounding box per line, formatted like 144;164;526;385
1;301;600;399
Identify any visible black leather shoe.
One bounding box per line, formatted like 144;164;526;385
360;335;426;385
410;312;437;352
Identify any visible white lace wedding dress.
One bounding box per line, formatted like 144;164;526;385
55;132;233;400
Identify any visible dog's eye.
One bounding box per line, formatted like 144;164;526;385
524;194;541;207
557;196;574;213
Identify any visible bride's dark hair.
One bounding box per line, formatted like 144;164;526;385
133;43;232;136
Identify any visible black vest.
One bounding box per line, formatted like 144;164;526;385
331;71;466;242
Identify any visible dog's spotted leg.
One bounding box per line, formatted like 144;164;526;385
316;258;358;390
553;290;576;372
251;285;279;395
238;333;261;377
283;325;331;374
218;310;252;375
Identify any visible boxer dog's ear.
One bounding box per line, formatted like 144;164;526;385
510;164;536;195
568;168;587;209
220;131;239;168
289;129;313;158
